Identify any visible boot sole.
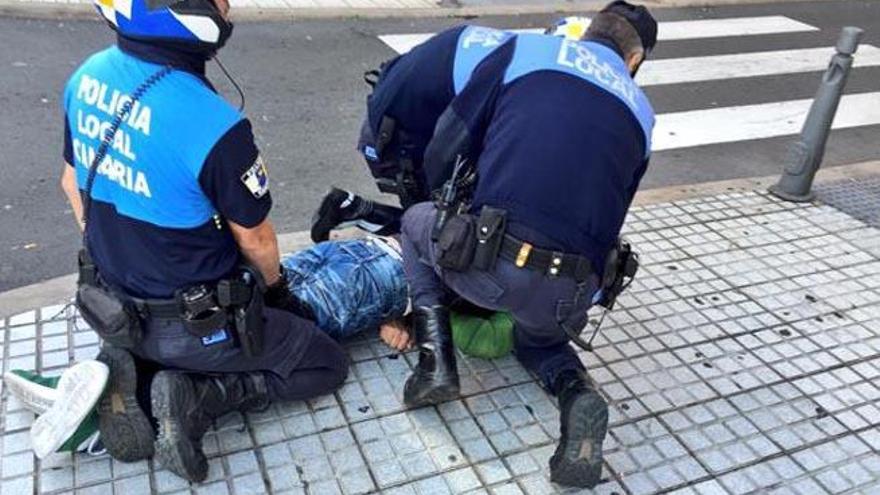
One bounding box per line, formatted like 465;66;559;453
549;389;608;488
96;347;155;462
31;361;109;458
404;382;460;409
152;372;209;483
2;371;57;415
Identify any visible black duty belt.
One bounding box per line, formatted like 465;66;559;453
129;296;181;320
499;234;593;282
130;289;315;324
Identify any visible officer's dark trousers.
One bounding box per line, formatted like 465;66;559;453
401;202;599;392
132;308;349;402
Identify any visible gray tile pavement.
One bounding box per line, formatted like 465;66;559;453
2;186;880;494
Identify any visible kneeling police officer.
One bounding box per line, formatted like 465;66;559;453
398;2;657;488
61;0;348;482
309;23;522;242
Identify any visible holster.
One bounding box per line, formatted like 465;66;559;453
75;249;143;349
217;267;266;357
472;206;507;271
434;214;477;272
598;240;639;310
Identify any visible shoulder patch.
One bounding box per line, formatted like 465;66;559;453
241;155;270;199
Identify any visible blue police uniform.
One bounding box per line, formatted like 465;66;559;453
63;38;347;401
401;33;654;389
359;25;515;200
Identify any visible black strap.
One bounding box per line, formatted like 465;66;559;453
81;66;173;249
364;69;381;88
498;234;593;282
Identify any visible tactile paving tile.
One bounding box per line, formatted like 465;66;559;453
815;176;880;228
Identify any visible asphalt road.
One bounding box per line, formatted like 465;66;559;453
1;0;879;292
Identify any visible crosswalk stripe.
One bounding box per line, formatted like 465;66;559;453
378;16;819;54
376;16;880;153
653;92;880;151
639;45;880;86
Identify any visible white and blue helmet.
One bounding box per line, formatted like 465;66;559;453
93;0;233;53
546;16;592;40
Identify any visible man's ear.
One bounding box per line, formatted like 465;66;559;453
625;51;645;74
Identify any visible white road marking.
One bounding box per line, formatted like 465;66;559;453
639;45;880;86
378;16;818;54
653;92;880;151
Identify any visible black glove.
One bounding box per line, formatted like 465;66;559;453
264;268;315;320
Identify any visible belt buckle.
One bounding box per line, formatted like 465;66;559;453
515;243;533;268
548;252;564;278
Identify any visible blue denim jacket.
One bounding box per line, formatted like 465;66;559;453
282;238;409;339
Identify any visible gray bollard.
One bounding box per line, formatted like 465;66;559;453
769;26;864;202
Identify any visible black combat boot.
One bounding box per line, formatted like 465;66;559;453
151;371;269;482
310;187;402;243
403;306;460;408
96;346;155;462
548;369;609;488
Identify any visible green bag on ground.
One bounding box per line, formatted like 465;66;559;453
450;310;515;359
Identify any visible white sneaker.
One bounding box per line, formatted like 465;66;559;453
31;361;109;459
2;370;58;415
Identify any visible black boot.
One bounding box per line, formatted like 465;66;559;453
96;346;155;462
151;371;269;482
403;306;460;408
549;370;608;488
310;187;402;243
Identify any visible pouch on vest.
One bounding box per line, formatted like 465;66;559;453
472;206;507;271
76;283;143;349
435;214;477;272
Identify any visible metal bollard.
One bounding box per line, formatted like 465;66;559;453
769;26;864;202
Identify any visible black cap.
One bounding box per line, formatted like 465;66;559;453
601;0;658;54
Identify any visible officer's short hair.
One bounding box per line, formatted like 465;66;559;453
583;12;644;58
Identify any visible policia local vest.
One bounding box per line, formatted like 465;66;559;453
363;25;516;165
469;34;655;271
63;46;245;298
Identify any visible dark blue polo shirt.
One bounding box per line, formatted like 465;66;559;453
424;34;655;272
365;25;515;165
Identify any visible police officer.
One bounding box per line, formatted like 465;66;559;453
60;0;348;482
309;24;518;243
398;2;657;488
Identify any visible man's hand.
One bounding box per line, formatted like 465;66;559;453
228;218;281;286
380;319;412;352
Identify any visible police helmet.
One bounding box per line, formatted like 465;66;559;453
600;1;658;55
93;0;233;54
545;16;591;40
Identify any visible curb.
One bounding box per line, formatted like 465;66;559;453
1;159;878;319
0;0;833;22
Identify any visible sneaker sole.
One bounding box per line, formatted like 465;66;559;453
31;361;109;459
2;371;57;415
96;347;155;462
549;390;609;488
152;372;209;482
310;191;346;243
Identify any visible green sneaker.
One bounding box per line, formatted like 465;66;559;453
3;364;106;457
31;360;109;459
451;310;515;359
57;412;102;454
3;370;60;414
